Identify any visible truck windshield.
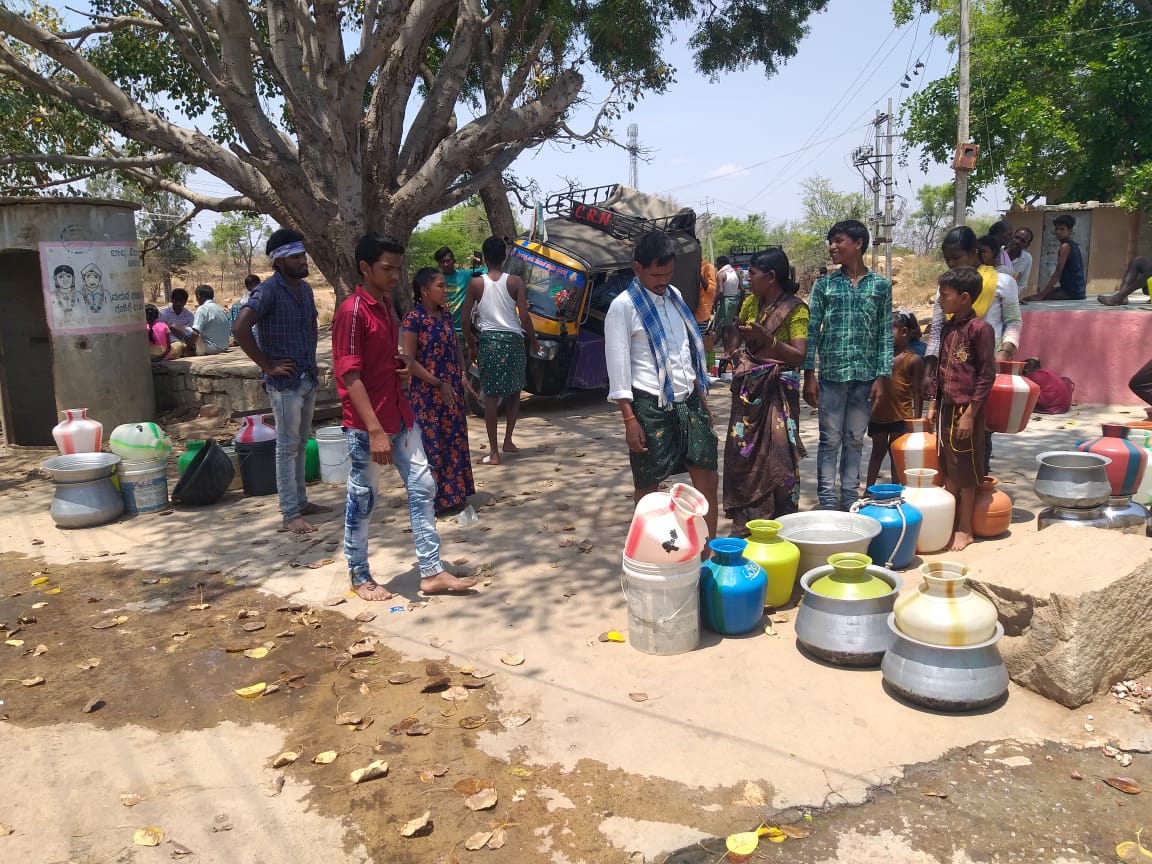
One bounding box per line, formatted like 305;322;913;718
508;244;587;320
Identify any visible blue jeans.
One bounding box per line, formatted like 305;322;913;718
817;379;872;510
266;373;316;520
344;425;442;586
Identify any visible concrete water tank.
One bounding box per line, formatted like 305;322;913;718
0;198;154;447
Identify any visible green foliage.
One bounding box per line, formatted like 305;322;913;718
691;0;831;78
901;182;954;255
709;214;771;256
799;175;868;234
209;213;270;276
898;0;1152;210
406;199;496;274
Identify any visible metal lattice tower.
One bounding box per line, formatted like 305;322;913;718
627;124;639;188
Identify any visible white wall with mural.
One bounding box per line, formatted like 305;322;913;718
38;241;146;335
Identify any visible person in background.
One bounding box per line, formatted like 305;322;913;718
401;267;477;515
606;231;718;552
906;313;928;358
186;284;232;356
146;303;182;360
230;274;261;329
722;248;808;533
159;288;195;342
333;234;477;599
977;235;1000;268
232;229;332;535
803;219;893;511
713;255;742;336
461;236;540;465
1007;227;1034;291
435;247;485;333
926;267;996;552
865;311;924;487
924;226;1021;476
1023;214;1085;302
1097;255;1152;307
988;220;1014;273
696;257;717;334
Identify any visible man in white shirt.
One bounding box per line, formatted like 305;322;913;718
1007;227;1034;292
187;284;232;355
605;232;719;551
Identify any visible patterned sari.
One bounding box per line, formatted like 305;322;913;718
723;294;809;533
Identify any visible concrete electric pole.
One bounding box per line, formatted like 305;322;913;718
953;0;972;226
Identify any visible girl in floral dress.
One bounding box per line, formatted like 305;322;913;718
401;267;477;514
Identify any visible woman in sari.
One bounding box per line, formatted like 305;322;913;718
722;249;809;535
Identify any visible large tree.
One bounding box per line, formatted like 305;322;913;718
0;0;831;299
896;0;1152;223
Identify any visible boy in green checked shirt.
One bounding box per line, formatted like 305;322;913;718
802;220;893;511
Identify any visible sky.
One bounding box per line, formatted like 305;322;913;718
181;0;1007;243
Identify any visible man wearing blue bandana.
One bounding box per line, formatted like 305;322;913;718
605;231;719;551
232;228;333;534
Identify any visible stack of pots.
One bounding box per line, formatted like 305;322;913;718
1034;451;1116;532
1077;424;1151;535
882;562;1009;711
621;483;711;655
795;552;903;666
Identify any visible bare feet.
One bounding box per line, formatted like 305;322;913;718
502;442;520;453
301;502;333;515
481;454;501;466
420;571;479;595
283;516;317;534
353;579;395;601
949;530;974;552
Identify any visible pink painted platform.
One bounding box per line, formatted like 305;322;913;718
1017;300;1152;406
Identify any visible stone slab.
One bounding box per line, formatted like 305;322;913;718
966;523;1152;707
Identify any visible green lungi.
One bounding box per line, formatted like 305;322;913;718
477;330;526;398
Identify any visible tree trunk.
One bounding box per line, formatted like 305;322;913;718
479;179;518;243
1128;209;1141;262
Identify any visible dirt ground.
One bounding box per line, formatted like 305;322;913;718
3;392;1152;863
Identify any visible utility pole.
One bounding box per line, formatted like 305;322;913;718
871;109;883;270
884;97;895;278
953;0;971;226
627;124;640;189
703;197;715;263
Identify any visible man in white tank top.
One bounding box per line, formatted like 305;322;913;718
461;237;541;465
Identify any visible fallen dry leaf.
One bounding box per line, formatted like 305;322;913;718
323;597;346;607
29;576;48;587
487;827;507;849
500;653;524;667
598;630;626;643
81;698;104;714
241;621;266;633
20;676;45;687
735;781;768;808
778;824;811;839
4;639;23;647
133;826;164;847
187;603;212;611
421;675;451;693
461;679;486;690
509;766;533;778
428;763;449;777
348;638;377;657
1105;777;1143;795
31;644;47;657
243;647;270;659
354;611;377;623
468;667;494;680
334;712;366;727
390;716;420;735
1117;840;1152;862
441;686;469;702
0;824;11;836
459;715;487;730
760;826;786;844
464;831;493;851
350;759;388;784
628;692;648;702
452;777;491;797
405;722;433;736
501;710;531;728
77;657;100;670
31;602;47;610
399;811;433;838
307;558;336;569
465;787;498;811
91;620;119;630
168;840;195;857
725;831;759;856
312;750;338;764
388;672;414;685
234;682;267;699
272;752;299;768
120;793;144;807
426;661;448;678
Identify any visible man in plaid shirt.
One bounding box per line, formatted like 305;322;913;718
232;228;333;534
803;220;893;511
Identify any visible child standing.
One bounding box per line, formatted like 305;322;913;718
926;268;996;551
866;312;924;487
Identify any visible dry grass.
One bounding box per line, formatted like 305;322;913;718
891;254;943;322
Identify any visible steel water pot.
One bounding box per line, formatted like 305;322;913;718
1034;451;1112;509
795;561;903;667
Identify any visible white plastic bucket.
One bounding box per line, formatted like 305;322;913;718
621;555;701;655
316;426;351;486
118;457;169;514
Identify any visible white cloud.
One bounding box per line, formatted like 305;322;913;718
706;163;750;180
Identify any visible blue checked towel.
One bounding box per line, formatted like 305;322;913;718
626;276;709;409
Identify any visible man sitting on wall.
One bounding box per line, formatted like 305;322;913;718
187;285;232;356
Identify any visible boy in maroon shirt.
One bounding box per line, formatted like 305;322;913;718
332;233;477;600
926;267;996;551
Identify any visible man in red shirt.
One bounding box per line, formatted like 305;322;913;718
332;233;478;600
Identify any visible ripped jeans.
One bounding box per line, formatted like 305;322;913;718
343;425;442;587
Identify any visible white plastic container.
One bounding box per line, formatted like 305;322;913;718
316;425;351;486
621;555;701;655
109;422;173;461
902;468;956;554
52;408;103;455
117;457;169;514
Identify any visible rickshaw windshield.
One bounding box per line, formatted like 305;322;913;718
508;244;588;320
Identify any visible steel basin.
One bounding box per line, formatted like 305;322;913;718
795;564;903;667
881;614;1008;711
1034;451;1112;509
776;511;883;578
41;452;121;483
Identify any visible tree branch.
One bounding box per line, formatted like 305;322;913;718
0;152;181;169
140;205;202;260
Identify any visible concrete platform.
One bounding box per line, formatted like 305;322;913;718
1018;299;1152;406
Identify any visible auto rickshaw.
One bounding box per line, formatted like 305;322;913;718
466;184;701;414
